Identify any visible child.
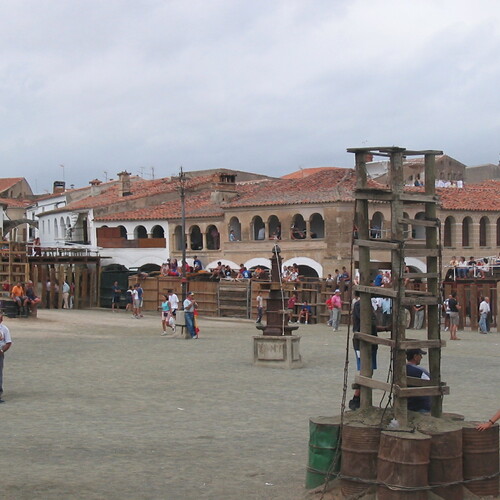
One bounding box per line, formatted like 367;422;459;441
159;294;171;335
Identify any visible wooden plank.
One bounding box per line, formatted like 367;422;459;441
399;339;446;349
404;272;439;279
400;193;438;203
405;290;433;296
402;296;440;306
355;239;399;250
354;332;395;347
403;248;439;257
354;284;398;298
395;385;450;397
406;377;448;387
398;217;439;227
355;375;392;392
355;191;394;202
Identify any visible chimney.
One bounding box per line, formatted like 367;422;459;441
117;171;132;197
53;181;66;194
211;172;238;203
89;178;102;196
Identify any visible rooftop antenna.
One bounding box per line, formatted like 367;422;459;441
60;164;65;181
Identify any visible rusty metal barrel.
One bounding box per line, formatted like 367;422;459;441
377;430;431;500
425;428;463;500
462;423;499;497
340;422;381;496
305;416;341;489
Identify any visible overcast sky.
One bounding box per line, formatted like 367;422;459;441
1;0;499;193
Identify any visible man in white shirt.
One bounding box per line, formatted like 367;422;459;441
479;297;490;334
168;289;179;318
0;314;13;403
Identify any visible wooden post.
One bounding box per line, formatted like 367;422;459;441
49;267;56;309
57;264;65;310
81;267;88;308
74;266;82;309
390;150;408;426
425;153;442;417
470;284;478;331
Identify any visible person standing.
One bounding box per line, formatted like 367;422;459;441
448;291;461;340
413;303;425;329
111;281;121;312
183;292;198;339
131;284;140;318
256;293;264;324
136;283;144;318
0;314;13;403
159;294;171;336
330;289;342;331
62;280;71;309
168;289;179;319
478;296;490;334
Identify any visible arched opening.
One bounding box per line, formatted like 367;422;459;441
443;216;455;248
174;225;183;251
60;217;66;238
134;225;147;239
297;265;319;278
228;217;242;241
268;215;281;240
206;225;220;250
291;214;306;239
413;212;426;240
139;263;161;275
370;212;384;238
252;216;265;240
479;216;489;247
462;217;472;247
118;225;127;239
54;219;59;239
190;225;203;250
151;225;165;238
310;213;324;239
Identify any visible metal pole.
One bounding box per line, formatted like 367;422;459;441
179;167;187;302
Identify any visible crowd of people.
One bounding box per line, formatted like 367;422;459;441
447;254;500;280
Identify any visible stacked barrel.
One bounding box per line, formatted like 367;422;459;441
306;418;499;497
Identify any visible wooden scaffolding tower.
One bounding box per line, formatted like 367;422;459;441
348;146;448;427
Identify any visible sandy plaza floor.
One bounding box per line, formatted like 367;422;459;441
0;308;498;499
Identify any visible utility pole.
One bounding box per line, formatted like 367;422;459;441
179;166;187;302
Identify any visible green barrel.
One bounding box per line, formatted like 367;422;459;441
305;416;341;489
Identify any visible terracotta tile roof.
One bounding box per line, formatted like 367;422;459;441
0;197;31;208
226;168;361;207
437;181;500;211
50;175;215;214
281;167;345;179
95;191;223;221
0;178;25;193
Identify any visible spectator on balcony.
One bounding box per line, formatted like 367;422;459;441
468;256;477;277
193;256;203;272
160;261;170;276
33;237;42;257
169;259;180;276
291;224;305;239
229;229;238;242
211;262;225;280
457;256;468;278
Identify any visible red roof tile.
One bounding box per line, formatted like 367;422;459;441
0;178;25;193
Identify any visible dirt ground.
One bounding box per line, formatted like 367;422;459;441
1;309;498;500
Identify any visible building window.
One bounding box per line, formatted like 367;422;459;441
443;216;455;248
291;214;306;239
462;217;472;247
190;225;203;250
268;215;281;240
206;225;220;250
370;212;384;239
310;213;324;239
134;225;147;239
252;216;265;240
479;216;489;247
151;225;165;238
228;217;241;241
